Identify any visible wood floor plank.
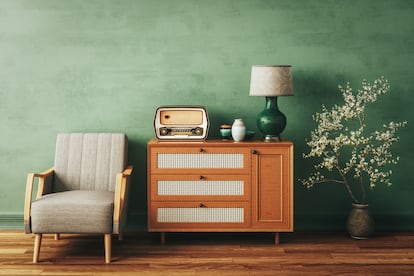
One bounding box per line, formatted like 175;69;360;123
0;231;413;275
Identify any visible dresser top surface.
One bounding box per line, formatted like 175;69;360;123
148;138;293;147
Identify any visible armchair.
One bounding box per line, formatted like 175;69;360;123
24;133;133;263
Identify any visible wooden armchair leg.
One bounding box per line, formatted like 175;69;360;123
104;234;112;264
33;234;42;263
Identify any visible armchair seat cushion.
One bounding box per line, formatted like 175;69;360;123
31;190;114;234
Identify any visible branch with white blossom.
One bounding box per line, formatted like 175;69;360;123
300;76;407;204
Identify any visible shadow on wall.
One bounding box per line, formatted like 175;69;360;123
125;138;148;230
289;68;347;153
289;69;355;230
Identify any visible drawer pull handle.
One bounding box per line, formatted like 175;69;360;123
252;150;258;154
199;175;204;180
199;203;206;208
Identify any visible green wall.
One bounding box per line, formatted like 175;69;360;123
1;0;413;231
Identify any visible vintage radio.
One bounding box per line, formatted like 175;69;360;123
154;106;209;140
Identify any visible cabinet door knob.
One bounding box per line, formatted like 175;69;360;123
252;150;258;154
199;175;204;180
199;148;204;152
199;203;205;208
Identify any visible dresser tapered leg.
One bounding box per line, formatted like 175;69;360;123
275;233;280;245
161;232;166;245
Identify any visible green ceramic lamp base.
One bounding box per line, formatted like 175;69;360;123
256;96;286;142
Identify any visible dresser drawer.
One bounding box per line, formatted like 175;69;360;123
150;147;250;174
150;174;250;201
149;201;250;231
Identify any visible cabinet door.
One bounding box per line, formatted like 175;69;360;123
251;145;293;231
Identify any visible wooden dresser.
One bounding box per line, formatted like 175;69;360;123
147;138;293;244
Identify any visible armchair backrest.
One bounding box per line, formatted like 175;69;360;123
53;133;127;192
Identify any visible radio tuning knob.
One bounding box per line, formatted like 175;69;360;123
160;127;169;136
194;127;203;135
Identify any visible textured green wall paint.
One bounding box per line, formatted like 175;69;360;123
1;0;413;230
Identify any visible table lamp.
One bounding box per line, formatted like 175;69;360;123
249;65;293;141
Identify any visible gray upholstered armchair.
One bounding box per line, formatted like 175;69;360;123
24;133;133;263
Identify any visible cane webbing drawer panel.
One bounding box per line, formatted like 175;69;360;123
150;147;250;174
149;201;250;229
157;153;244;169
157;208;244;223
157;180;244;196
150;174;250;201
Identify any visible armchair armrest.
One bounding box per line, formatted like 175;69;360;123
113;165;133;234
24;167;54;233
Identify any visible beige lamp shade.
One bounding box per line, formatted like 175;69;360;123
249;65;294;96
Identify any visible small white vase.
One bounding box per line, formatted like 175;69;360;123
231;119;246;142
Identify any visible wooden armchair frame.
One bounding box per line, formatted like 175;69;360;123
24;165;133;264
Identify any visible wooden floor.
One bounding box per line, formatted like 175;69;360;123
0;231;413;275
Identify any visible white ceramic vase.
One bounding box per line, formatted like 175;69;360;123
231;118;246;142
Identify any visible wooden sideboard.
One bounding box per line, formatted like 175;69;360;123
147;138;293;244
